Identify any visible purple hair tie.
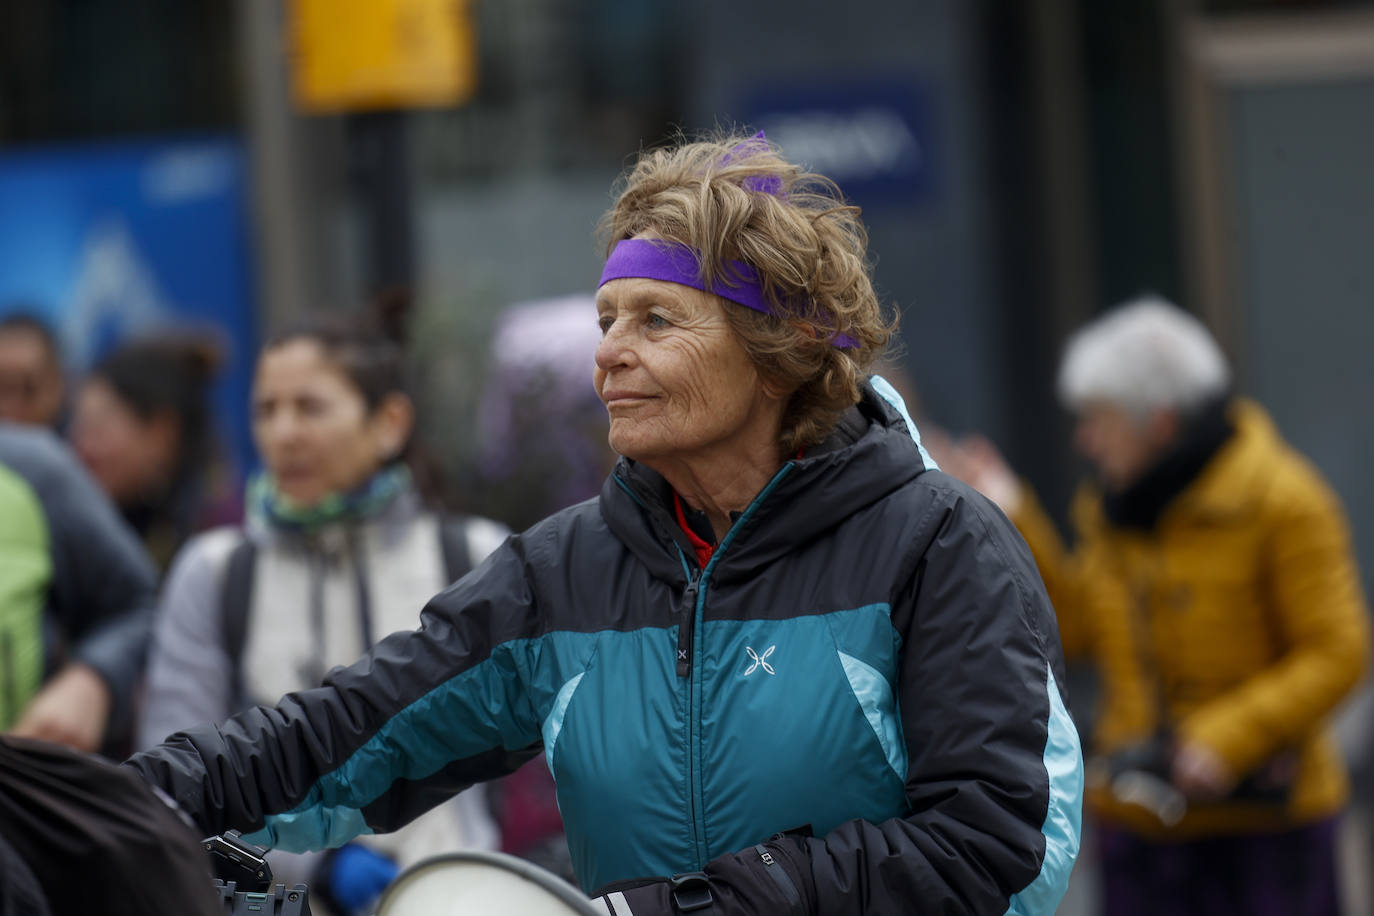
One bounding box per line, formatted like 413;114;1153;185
598;238;859;349
723;130;784;196
742;172;784;196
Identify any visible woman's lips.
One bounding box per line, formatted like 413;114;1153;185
602;391;656;406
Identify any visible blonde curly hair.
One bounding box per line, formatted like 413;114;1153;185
598;132;898;453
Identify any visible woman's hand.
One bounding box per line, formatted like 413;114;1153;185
9;663;112;752
936;433;1024;517
1171;741;1235;802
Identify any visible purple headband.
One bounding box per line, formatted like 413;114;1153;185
598;238;859;349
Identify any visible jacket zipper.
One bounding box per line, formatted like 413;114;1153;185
678;570;702;864
755;844;802;907
685;565;709;865
677;462;796;869
614;466;718;863
676;577;699;678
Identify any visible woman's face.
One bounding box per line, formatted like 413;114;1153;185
70;378;178;505
594;277;782;468
251;338;407;508
1072;401;1175;492
0;328;63;428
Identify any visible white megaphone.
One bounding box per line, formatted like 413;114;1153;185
373;850;603;916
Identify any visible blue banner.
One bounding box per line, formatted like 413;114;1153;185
0;135;258;476
740;78;936;209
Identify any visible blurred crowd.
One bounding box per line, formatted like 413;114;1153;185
1;285;1370;916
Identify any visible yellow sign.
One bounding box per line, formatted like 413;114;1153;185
291;0;477;114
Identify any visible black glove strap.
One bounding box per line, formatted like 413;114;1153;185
669;872;713;912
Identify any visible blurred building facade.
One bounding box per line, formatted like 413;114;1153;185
3;0;1373;620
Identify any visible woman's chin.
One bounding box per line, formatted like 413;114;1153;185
607;438;658;466
277;485;326;510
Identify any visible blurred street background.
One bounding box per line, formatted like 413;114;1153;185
2;1;1373;912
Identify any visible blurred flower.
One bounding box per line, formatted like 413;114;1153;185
472;295;612;529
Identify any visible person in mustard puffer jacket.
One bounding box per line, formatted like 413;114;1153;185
945;295;1369;916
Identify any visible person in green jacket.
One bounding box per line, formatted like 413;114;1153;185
0;421;157;756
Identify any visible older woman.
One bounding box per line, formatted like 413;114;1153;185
946;296;1368;916
127;134;1082;915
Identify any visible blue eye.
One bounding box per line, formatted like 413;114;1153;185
597;315;615;335
646;313;669;329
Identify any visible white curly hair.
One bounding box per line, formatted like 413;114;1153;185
1057;294;1231;418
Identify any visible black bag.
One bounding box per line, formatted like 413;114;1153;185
0;735;221;916
1104;732;1296;809
0;831;50;916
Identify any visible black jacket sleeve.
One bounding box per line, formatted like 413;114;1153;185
600;480;1084;916
124;538;545;842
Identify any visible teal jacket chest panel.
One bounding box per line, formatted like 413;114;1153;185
546;605;908;890
694;607;909;861
544;624;691;886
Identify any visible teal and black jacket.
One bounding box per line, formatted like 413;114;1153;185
127;381;1083;914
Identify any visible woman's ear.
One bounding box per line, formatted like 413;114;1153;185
757;371;793;403
372;392;415;460
146;409;184;467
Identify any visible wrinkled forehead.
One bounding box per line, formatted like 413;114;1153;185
595;276;722;317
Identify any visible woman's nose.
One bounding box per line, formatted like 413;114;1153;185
595;321;631;371
259;410;299;448
1072;420;1096;459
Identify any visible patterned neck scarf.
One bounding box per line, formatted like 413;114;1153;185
248;463;412;535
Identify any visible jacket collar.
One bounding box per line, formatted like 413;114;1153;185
1162;399;1278;522
1084;399;1280;533
1102;396;1234;530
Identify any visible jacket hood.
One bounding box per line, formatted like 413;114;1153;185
599;378;933;586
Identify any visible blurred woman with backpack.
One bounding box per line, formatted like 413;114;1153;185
136;293;508;915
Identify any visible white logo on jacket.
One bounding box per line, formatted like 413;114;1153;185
744;645;776;676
